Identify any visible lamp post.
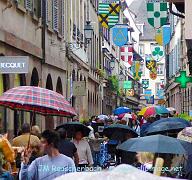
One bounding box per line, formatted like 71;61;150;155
84;21;93;44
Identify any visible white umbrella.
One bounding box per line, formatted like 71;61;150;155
55;164;181;180
166;107;176;116
98;114;109;120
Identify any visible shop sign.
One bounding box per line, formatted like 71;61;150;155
0;56;29;74
73;81;86;96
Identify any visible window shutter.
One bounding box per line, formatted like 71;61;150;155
46;0;49;25
61;0;65;36
33;0;41;18
46;0;53;28
25;0;32;11
52;0;58;32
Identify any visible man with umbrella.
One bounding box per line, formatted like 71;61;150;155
19;130;76;179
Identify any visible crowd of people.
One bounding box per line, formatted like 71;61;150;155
0;112;191;180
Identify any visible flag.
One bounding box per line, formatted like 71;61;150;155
144;89;152;100
111;24;129;47
155;24;171;46
146;95;154;104
98;1;120;29
151;44;164;62
120;45;133;66
147;2;168;28
142;79;149;89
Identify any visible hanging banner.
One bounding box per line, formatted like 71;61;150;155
144;89;152;100
98;1;120;29
111;24;129;47
149;71;157;80
123;81;132;89
146;2;168;28
157;89;165;99
146;59;157;72
133;61;142;81
151;44;164;61
142;79;149;89
120;45;133;66
146;95;155;104
155;24;171;46
126;89;134;97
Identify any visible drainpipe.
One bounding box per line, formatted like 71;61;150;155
42;0;46;64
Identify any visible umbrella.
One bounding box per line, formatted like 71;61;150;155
117;135;189;155
166;107;176;112
55;164;180;180
148;117;191;127
138;106;169;118
0;86;77;147
97;114;109;120
0;86;77;117
113;107;132;115
143;117;190;136
103;124;138;141
56;122;91;137
177;127;192;143
118;113;132;121
146;121;187;135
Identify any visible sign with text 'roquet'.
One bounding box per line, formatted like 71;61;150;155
0;56;29;74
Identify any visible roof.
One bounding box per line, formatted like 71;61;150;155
129;0;155;41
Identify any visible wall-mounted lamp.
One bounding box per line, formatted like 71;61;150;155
84;21;93;45
110;58;115;70
119;70;125;81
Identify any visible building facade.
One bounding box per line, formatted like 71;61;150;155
0;0;104;137
165;1;192;115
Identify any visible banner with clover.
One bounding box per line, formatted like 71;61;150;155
150;44;164;61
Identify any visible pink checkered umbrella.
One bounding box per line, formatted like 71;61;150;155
0;86;77;117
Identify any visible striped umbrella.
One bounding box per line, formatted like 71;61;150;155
0;86;77;117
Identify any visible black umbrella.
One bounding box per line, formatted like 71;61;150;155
117;135;189;155
146;121;187;135
144;117;190;136
179;140;192;155
56;122;91;137
103;124;138;141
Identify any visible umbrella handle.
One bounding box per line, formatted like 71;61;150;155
27;111;35;149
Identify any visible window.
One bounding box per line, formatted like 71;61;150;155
53;0;59;32
137;24;144;36
139;44;145;57
139;63;145;75
155;83;161;95
157;64;164;75
25;0;32;11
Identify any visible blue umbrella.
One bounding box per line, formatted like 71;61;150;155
117;135;190;155
113;107;132;115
